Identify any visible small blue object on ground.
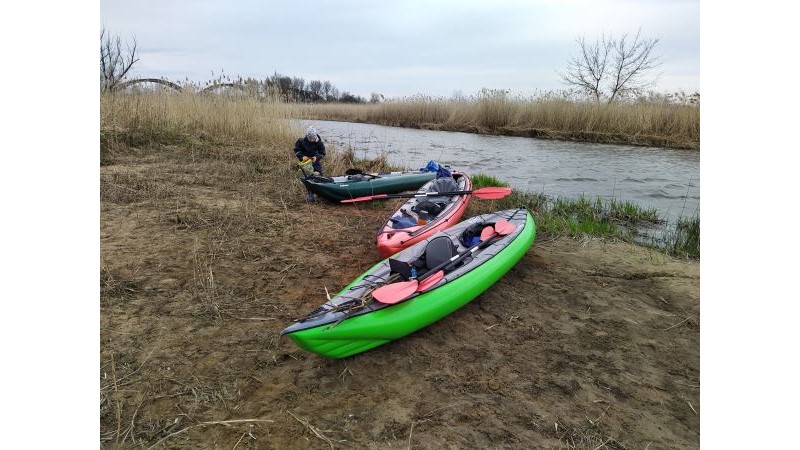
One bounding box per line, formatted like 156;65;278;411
307;192;315;203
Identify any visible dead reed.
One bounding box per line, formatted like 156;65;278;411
289;94;700;150
100;91;394;186
101;91;293;146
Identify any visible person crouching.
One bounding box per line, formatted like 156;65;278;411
294;126;326;202
295;126;326;174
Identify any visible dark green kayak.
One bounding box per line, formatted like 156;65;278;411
303;171;436;203
281;208;536;358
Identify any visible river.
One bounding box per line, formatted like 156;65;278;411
304;119;699;225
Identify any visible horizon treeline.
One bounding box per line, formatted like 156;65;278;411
125;71;378;104
118;72;698;107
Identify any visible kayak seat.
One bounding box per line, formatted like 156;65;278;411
424;236;456;270
425;177;459;203
427;176;458;194
408;236;457;278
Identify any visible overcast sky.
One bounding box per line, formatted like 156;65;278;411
100;0;699;98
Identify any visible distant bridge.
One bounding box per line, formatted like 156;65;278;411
113;79;249;94
114;78;183;92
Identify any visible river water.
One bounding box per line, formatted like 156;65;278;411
305;119;699;225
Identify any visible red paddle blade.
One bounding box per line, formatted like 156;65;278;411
472;187;513;200
417;271;444;292
494;219;516;235
341;194;389;203
372;279;419;304
480;226;496;240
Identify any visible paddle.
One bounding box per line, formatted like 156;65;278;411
372;219;516;304
344;168;382;179
341;186;512;203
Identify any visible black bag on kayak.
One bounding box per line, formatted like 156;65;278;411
389;258;413;280
460;222;487;247
412;200;446;218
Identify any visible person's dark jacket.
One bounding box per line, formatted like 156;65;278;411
294;135;326;160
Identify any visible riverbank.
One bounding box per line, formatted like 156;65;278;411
100;92;699;447
100;147;700;448
468;174;699;259
289;95;700;150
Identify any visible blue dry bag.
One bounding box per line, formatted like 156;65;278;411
421;160;452;178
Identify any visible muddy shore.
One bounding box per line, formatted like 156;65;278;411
100;145;699;448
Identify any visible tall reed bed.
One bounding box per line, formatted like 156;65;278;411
99;92;394;186
290;94;700;150
101;91;295;150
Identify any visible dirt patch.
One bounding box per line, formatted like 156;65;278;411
101;146;699;448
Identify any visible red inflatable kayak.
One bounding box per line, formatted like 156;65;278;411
376;172;472;258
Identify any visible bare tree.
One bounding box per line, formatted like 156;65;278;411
559;34;611;102
291;76;306;101
369;92;384;104
100;26;139;91
322;81;332;102
328;87;339;102
606;30;661;102
308;80;323;101
560;29;660;103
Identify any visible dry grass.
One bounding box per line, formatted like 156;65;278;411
98;139;394;446
100;91;395;178
101;91;293;146
289;94;700;150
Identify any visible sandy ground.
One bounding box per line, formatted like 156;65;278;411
100;146;699;449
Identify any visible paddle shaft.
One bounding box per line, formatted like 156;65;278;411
385;189;482;199
341;187;511;203
346;168;411;178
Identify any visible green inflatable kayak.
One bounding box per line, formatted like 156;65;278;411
281;208;536;358
302;170;436;203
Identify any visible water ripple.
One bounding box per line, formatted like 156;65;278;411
307;119;700;224
556;177;600;182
